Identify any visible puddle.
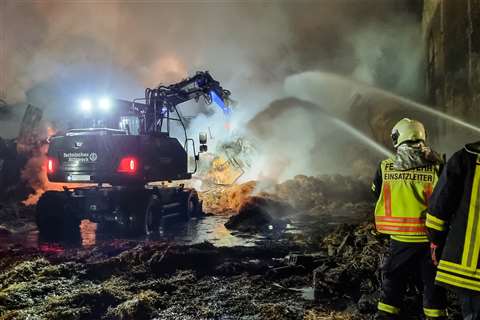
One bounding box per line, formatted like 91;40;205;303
0;214;296;250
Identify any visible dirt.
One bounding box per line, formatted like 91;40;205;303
0;175;463;319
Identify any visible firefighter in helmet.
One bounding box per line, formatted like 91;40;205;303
372;118;447;319
427;142;480;319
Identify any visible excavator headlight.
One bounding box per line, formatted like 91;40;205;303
80;99;93;113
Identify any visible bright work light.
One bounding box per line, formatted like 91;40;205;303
80;99;93;112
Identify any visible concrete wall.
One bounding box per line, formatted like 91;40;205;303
423;0;480;148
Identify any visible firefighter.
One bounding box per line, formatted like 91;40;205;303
372;118;447;319
427;142;480;319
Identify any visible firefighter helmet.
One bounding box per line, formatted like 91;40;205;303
391;118;426;148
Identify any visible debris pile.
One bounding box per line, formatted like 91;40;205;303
224;195;294;232
311;224;387;313
0;240;304;320
201;175;373;219
199;181;257;214
272;175;373;219
0;219;464;319
0;203;36;235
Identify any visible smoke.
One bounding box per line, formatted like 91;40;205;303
0;0;424;181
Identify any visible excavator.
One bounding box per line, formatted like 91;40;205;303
36;71;231;236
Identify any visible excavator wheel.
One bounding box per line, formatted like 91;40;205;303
144;195;162;236
36;191;80;239
185;190;202;220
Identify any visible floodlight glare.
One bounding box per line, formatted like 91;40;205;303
99;97;111;111
80;99;93;112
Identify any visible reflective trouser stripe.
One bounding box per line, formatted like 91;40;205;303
378;302;400;314
424;307;447;317
463;156;480;269
383;182;392;216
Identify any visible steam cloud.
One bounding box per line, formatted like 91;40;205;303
0;0;424;181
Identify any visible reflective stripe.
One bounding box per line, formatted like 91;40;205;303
424;307;447;317
376;221;426;227
378;302;400;314
426;213;446;226
426;220;446;231
436;270;480;292
376;225;426;233
391;235;429;243
371;183;376;192
383;182;392;217
462;155;480;269
376;216;425;223
376;216;426;235
426;213;447;231
438;260;480;280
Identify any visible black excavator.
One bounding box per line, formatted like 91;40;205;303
36;71;231;236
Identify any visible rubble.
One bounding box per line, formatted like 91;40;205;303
225;196;293;232
0;173;461;319
199;180;257;214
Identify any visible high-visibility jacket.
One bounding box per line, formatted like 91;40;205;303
372;158;440;243
427;144;480;293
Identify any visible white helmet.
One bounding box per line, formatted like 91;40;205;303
391;118;426;148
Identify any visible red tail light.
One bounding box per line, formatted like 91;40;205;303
47;157;56;174
117;156;138;174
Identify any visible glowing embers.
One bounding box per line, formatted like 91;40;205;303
117;156;138;174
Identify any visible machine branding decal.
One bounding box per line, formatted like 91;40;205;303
63;152;98;163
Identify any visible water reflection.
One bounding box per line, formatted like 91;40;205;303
153;215;264;247
1;214;274;251
0;212;297;253
79;220;97;247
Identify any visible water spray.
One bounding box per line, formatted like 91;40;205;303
329;118;393;157
379;90;480;134
286;71;480;134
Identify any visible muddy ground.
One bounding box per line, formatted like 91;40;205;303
0;176;462;320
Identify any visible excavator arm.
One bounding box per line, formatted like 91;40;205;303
145;71;231;116
132;71;231;136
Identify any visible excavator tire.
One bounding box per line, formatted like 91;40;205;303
36;191;80;239
185;190;202;220
144;195;163;236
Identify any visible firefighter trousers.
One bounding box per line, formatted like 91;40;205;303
378;239;447;318
457;290;480;320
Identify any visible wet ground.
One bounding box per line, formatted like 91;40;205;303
0;203;381;320
0;175;463;319
0;213;304;251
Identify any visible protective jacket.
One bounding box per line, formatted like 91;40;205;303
427;143;480;293
373;158;441;243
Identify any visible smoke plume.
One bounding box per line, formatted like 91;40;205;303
0;0;424;181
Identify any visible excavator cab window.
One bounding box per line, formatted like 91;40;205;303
119;116;140;135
